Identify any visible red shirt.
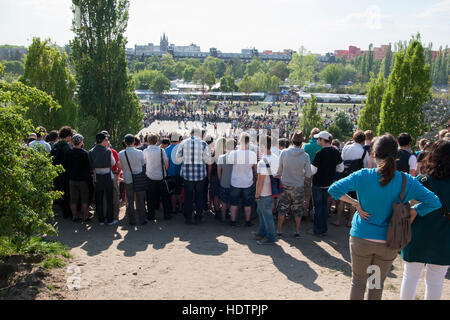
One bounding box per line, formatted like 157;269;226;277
111;148;119;174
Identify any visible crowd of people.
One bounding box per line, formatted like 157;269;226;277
24;120;450;300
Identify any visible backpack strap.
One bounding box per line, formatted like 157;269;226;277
399;172;407;202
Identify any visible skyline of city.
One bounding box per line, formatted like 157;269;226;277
1;0;449;55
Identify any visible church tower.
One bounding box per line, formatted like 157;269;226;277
160;33;169;52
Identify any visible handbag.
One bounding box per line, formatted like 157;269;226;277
263;157;284;198
386;172;412;250
160;149;176;195
124;151;148;192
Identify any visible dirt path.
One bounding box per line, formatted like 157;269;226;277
36;206;450;300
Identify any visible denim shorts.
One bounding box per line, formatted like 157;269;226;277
219;186;230;204
229;185;255;207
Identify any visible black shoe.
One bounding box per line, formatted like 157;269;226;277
164;215;172;221
230;221;237;227
82;218;91;223
73;218;82;223
171;211;177;216
147;215;155;221
139;221;148;226
245;221;253;227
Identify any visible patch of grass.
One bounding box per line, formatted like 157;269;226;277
48;284;56;291
42;257;66;270
0;236;71;268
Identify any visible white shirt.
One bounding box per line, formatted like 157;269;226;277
408;154;418;171
257;154;279;197
341;142;369;168
227;149;257;188
143;145;168;181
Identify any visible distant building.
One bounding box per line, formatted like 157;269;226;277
129;34;292;63
334;45;389;61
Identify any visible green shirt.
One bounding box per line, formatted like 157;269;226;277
401;175;450;266
303;138;322;163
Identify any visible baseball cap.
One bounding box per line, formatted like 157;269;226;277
170;132;181;142
72;134;84;145
101;130;110;138
314;131;332;141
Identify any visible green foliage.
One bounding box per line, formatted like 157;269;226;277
320;64;343;86
19;37;77;130
299;95;323;136
269;61;289;81
219;76;237;92
42;257;66;270
245;57;264;77
329;111;354;141
203;57;226;79
237;72;280;92
0;82;62;248
288;48;318;86
134;69;159;89
358;72;386;132
182;65;196;82
150;72;171;94
194;65;216;90
0;237;71;261
377;40;432;140
70;0;143;147
1;60;24;75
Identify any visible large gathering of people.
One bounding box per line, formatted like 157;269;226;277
23;117;450;301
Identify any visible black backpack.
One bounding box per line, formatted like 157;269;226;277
342;148;367;178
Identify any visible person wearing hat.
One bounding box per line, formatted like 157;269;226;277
88;132;117;225
118;134;146;226
309;131;344;237
64;134;92;222
165;132;183;215
276;131;312;238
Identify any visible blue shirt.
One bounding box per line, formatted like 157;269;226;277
328;169;441;241
165;144;181;176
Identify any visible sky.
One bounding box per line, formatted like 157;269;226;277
1;0;449;54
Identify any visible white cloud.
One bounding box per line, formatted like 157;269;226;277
339;5;388;30
416;0;450;18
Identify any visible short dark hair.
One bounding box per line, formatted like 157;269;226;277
59;126;73;139
353;130;366;144
147;133;159;145
134;136;141;146
161;138;170;146
36;126;47;139
280;138;291;148
45;130;58;143
397;132;412;147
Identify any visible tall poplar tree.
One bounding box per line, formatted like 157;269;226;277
377;40;432;140
358;72;386;132
70;0;142;146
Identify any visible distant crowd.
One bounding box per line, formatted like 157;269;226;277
24;121;450;301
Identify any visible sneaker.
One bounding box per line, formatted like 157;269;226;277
294;233;301;239
107;220;118;226
245;221;253;227
257;239;276;245
277;232;283;238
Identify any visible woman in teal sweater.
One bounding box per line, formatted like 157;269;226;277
400;139;450;300
328;134;441;300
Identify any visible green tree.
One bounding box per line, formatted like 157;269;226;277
220;76;237;92
329;111;354;141
203;56;226;79
288;48;318;86
320;64;343;86
358;72;386;132
382;43;393;79
134;69;159;89
174;61;187;79
269;61;289;81
238;75;256;93
194;65;216;90
182;65;196;82
245;57;264;76
377;40;432;140
1;60;25;75
0;64;62;248
151;72;171;94
299;95;323;136
70;0;142;147
20;37;77;130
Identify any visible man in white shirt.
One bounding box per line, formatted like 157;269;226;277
333;130;368;227
227;132;257;227
254;134;279;244
143;133;171;221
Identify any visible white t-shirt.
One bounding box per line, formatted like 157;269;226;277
408;154;418;171
227;149;257;188
257;154;279;197
143;145;168;181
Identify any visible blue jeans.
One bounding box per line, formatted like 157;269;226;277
256;196;276;242
312;185;329;235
